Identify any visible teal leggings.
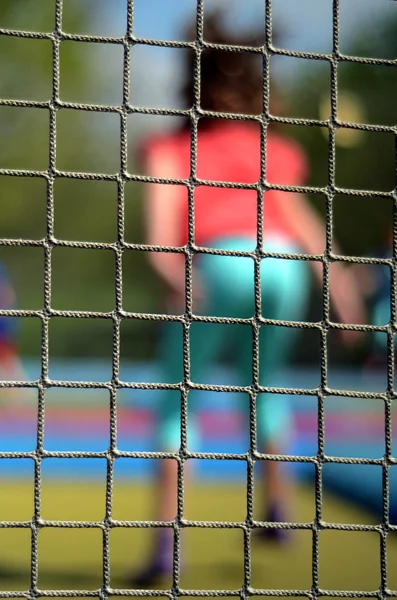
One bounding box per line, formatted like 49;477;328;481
156;236;310;451
373;297;392;349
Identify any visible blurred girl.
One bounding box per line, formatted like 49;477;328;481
134;14;366;585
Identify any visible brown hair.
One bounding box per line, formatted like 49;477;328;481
181;12;281;116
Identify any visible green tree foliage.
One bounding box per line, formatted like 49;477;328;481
0;2;161;358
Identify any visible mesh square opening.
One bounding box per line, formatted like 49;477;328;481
185;461;247;522
0;395;37;451
0;176;46;240
112;457;177;521
44;388;110;452
251;528;312;590
333;195;393;257
0;246;43;310
272;0;332;53
260;325;321;389
0;459;34;521
38;528;102;590
117;388;181;452
60;41;123;106
0;0;55;31
133;0;196;41
41;458;107;521
52;247;115;312
339;0;396;59
131;45;193;110
268;121;329;188
319;530;380;591
49;316;113;369
120;317;179;370
0;37;51;101
129;113;188;176
322;463;382;525
0;529;31;591
110;526;173;590
325;395;385;460
253;460;315;524
335;130;394;193
63;0;128;36
54;179;117;242
338;62;397;127
387;531;397;589
57;110;120;174
180;528;244;590
327;328;387;393
271;56;330;121
0;106;49;171
123;249;171;314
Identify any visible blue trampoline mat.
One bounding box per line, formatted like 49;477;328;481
1;359;395;521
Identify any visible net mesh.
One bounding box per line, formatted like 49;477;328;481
0;0;396;597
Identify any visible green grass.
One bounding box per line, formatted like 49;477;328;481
0;480;396;592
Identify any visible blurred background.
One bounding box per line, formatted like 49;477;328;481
1;0;397;592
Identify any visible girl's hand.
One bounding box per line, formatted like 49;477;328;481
329;263;368;345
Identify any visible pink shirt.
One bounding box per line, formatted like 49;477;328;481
142;121;308;247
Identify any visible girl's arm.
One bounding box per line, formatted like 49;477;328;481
276;192;367;329
144;148;187;300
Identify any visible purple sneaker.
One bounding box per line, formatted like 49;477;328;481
131;530;174;588
254;505;291;544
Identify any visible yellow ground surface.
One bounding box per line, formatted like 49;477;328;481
0;480;396;593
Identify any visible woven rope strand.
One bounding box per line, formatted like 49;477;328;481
0;0;396;597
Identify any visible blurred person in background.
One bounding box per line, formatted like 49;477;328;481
0;260;26;399
133;12;367;586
